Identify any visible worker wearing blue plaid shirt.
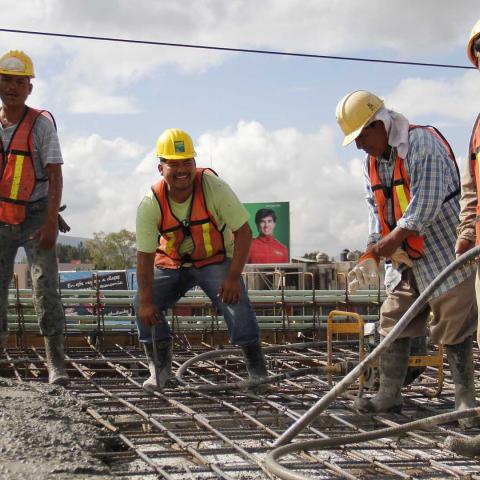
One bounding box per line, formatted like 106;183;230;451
336;90;477;426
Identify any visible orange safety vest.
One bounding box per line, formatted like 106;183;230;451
0;107;54;225
470;114;480;244
369;125;459;259
152;168;226;268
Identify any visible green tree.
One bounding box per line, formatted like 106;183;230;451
85;229;136;269
56;243;87;263
302;251;320;260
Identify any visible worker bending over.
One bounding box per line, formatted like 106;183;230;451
0;50;68;385
335;90;477;427
135;128;268;391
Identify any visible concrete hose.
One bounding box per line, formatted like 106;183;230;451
264;246;480;479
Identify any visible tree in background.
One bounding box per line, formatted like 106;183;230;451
85;230;136;269
56;243;86;263
302;251;320;260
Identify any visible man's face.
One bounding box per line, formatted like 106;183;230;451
159;158;196;193
474;36;480;71
259;215;275;236
0;74;32;108
354;120;389;158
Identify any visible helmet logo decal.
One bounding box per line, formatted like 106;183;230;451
367;101;375;111
174;140;185;153
0;57;26;73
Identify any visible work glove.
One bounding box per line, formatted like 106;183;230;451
347;252;379;294
390;248;413;268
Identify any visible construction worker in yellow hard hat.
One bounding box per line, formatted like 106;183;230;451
134;127;269;392
445;19;480;457
335;90;478;427
0;49;69;386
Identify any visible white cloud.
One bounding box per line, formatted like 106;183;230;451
61;134;150;236
0;0;477;112
68;85;139;114
196;121;368;257
385;71;480;121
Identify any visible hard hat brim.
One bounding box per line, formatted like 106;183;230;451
158;153;196;160
0;70;34;78
342;124;365;146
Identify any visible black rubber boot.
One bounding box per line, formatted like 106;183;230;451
240;340;269;390
446;336;479;429
354;338;410;413
444;434;480;457
403;336;427;386
0;331;7;356
44;335;70;386
143;339;172;392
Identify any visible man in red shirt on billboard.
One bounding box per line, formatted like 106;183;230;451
248;208;289;263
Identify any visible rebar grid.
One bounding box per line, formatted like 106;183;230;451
2;340;480;479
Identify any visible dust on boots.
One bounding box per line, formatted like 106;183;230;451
44;335;69;386
444;434;480;458
240;340;269;392
446;336;479;429
143;339;172;392
354;338;411;414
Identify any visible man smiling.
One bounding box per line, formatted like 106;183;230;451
135;128;268;392
248;208;288;264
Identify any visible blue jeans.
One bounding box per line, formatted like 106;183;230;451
135;260;259;346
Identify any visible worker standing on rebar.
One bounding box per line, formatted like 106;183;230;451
444;20;480;456
135;128;268;392
0;50;68;385
335;90;477;427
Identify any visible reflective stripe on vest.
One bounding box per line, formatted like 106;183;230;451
470;114;480;245
369;124;458;259
0;107;51;225
152;168;226;269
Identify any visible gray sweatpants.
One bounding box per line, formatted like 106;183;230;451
0;201;64;337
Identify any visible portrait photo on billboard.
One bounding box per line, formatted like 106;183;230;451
244;202;290;264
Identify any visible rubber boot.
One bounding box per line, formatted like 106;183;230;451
446;336;479;429
444;434;480;458
354;337;410;413
143;339;172;392
240;340;269;391
0;331;7;356
44;335;70;386
403;336;427;386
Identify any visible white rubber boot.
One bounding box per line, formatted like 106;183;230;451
240;340;269;392
44;335;70;386
143;339;172;392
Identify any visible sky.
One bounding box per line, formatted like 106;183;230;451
1;0;479;258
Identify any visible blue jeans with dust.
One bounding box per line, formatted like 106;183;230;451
135;259;259;347
0;200;65;337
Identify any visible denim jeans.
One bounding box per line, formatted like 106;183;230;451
0;200;65;337
135;259;259;346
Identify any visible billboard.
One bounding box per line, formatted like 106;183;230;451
59;270;134;317
243;202;290;264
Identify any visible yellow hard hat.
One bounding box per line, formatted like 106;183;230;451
0;50;35;77
336;90;384;146
467;19;480;66
156;128;196;160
